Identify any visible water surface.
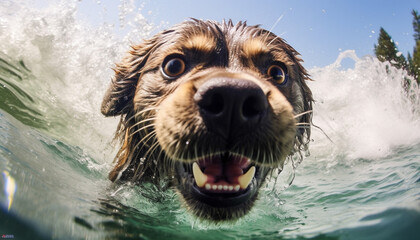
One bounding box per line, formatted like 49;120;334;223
1;2;419;239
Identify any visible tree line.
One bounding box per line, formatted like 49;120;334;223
374;10;420;84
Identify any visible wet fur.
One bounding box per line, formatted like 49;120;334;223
102;19;313;220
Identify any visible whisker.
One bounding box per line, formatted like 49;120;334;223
137;142;160;180
296;122;311;126
194;141;199;162
133;108;157;123
295;120;333;143
128;121;155;139
139;129;157;144
271;146;276;166
167;138;181;161
134;106;158;117
144;141;161;161
155;146;169;175
294;110;313;119
267;35;281;47
137;132;157;152
129;118;157;132
264;14;284;43
256;146;261;165
132;159;146;182
269;15;284;33
312;123;334;143
129;122;156;137
130;132;156;163
131;117;157;127
124;107;157;124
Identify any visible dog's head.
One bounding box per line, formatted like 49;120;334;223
102;19;313;221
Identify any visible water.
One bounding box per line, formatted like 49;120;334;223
1;1;420;239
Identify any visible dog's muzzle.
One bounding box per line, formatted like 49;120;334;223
194;77;268;140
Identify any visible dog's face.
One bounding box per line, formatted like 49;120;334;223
102;20;312;221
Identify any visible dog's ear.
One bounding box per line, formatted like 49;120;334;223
101;38;158;116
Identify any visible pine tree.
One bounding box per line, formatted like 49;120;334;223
412;10;420;41
410;10;420;83
374;27;407;69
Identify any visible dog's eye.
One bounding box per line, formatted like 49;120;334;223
162;57;186;79
267;65;288;85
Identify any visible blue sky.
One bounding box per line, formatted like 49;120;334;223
77;0;419;68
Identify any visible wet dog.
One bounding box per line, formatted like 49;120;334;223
101;19;313;221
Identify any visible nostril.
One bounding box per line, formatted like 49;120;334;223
242;95;268;119
242;96;261;118
198;92;225;115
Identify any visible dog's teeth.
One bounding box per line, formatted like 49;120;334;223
194;163;255;191
192;162;207;188
238;166;256;189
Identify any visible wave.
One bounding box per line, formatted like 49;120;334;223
0;0;157;158
308;50;420;161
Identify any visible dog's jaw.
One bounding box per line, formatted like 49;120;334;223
173;159;271;221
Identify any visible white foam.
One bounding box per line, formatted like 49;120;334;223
0;1;156;161
308;50;420;161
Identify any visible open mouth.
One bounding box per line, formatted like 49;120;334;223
176;152;262;208
192;153;255;192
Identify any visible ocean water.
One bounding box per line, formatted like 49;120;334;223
1;1;420;240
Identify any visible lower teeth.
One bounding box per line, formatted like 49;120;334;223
192;160;256;191
204;183;241;192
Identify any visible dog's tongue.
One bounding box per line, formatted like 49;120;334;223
192;154;255;193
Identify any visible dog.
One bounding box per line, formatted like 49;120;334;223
101;19;313;221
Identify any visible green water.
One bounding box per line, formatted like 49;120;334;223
1;87;419;239
1;2;420;239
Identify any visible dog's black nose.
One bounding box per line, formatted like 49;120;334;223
194;78;268;140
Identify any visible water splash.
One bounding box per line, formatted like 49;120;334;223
264;50;420;194
0;0;157;159
330;49;360;69
309;50;420;162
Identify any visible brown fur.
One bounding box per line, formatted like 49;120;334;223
102;19;313;220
